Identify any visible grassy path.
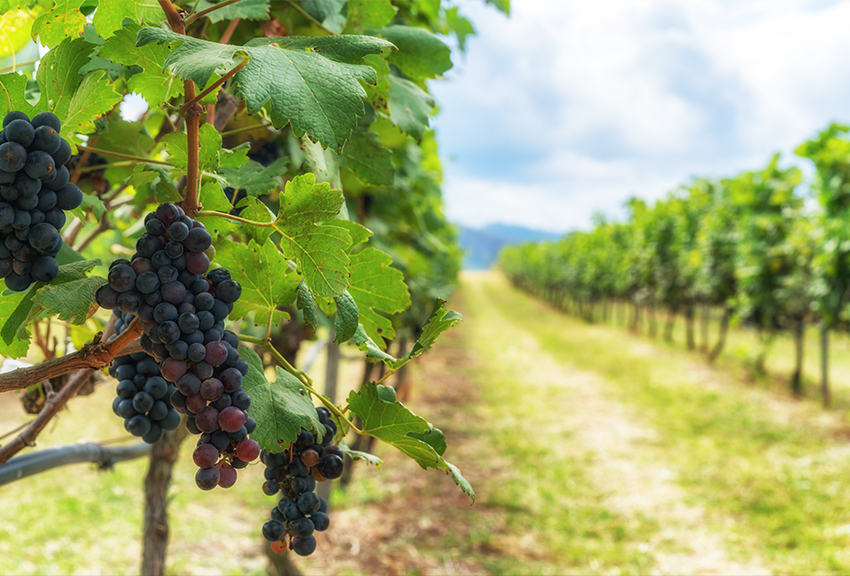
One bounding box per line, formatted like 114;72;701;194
453;271;850;574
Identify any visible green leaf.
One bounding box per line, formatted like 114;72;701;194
164;123;222;173
35;37;122;135
60;71;122;136
96;118;156;183
196;181;239;238
326;219;372;246
217;157;287;196
0;73;42;120
393;299;462;369
387;74;434;141
339;441;383;468
238;196;276;245
348;247;410;348
344;0;396;34
352;324;396;363
193;0;270;22
371;25;452;81
275;173;351;298
347;381;473;500
214;239;300;327
301;137;341;188
136;28;394;150
31;0;85;47
1;259;100;345
333;290;358;343
0;287;30;357
302;0;346;33
130;163;181;204
99;22;184;107
296;280;319;329
92;0;165;38
32;277;105;324
337;130;394;186
241;346;326;450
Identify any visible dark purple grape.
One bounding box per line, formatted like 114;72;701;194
126;414;152;437
168;221;189;242
52;140;73;168
291;517;314;538
186;251;210;275
31;112;61;132
215;280;242;304
0;142;25;172
311;512;330;531
136;234;164;258
193;443;219;468
161;281;186;304
195;466;220;490
144;377;169;399
96;284;120;309
29;223;61;255
262;520;287;542
117;291;142;314
3;111;28;127
184;228;212;252
31;125;60;153
200;377;223;401
24;150;55;180
54;183;81;210
196;406;220;433
108;265;136;293
166;339;188;360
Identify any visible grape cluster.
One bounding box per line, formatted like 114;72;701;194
0;111;80;292
261;407;344;557
96;202;259;489
109;310;181;443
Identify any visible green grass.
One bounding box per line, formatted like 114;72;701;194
477;273;850;573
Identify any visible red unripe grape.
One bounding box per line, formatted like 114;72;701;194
270;541;287;554
301;449;320;468
218;406;246;433
196;406;220;433
200;377;223;401
160;358;187;382
217;464;237;488
236;438;260;462
204;341;228;366
186;393;206;414
193;443;219;468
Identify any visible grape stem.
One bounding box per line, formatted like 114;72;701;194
0;317;142;394
158;0;202;217
239;333;363;434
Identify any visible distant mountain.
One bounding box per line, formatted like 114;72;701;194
458;223;562;270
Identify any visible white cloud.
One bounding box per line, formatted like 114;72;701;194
432;0;850;232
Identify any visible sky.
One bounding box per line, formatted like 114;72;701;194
430;0;850;233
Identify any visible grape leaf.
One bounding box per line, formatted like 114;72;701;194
274;173;351;298
326;219;372;246
0;286;30;358
387;74;434;141
302;0;346;33
348;247;410;348
241;346;326;450
339;441;383;468
296;280;319;329
196;181;239;238
215;239;300;327
33;37;122;135
31;0;85;47
99;22;184;107
370;25;451;81
352;324;396;363
333;290;358;343
163;123;223;174
337;131;394;186
62;71;123;137
92;0;165;38
238;196;276;245
217;158;287;196
347;382;474;500
0;72;42;119
344;0;396;34
136;28;394;151
32;277;106;324
1;259;101;345
130;164;181;204
393;299;462;369
193;0;270;22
